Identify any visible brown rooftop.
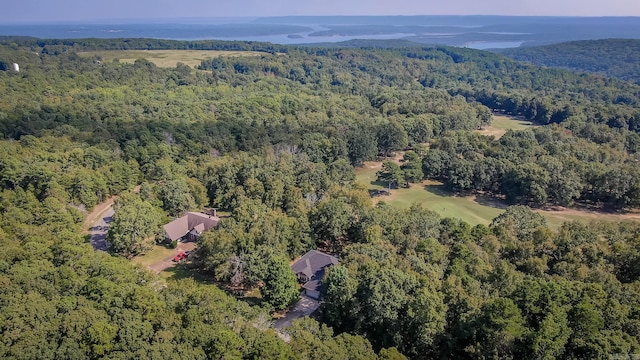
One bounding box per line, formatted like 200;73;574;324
164;212;219;241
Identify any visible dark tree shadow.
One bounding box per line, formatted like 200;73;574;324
423;185;510;211
163;265;216;284
368;189;391;197
162;265;266;307
424;183;452;197
474;192;509;210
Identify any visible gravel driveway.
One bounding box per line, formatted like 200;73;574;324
89;207;114;251
274;295;320;329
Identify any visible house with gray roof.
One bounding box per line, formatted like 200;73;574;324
290;250;339;299
163;211;219;242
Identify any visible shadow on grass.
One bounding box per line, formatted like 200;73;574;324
474;192;509;210
424;183;453;197
161;265;265;307
368;189;392;197
162;265;215;284
423;184;509;211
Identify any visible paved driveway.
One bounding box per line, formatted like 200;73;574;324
274;295;320;329
89;207;114;251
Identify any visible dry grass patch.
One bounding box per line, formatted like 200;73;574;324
79;49;266;68
476;114;535;139
536;206;640;229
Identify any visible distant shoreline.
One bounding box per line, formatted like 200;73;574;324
1;16;639;49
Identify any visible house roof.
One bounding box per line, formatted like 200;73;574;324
193;223;205;233
291;250;339;281
164;216;189;241
164;212;219;241
303;280;323;292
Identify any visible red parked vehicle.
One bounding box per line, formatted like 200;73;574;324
173;252;188;262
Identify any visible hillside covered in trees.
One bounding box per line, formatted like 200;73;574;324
1;38;640;359
500;39;640;85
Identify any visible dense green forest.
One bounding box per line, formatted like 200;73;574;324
500;39;640;85
1;37;640;359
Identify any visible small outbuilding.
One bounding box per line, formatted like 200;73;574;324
290;250;339;299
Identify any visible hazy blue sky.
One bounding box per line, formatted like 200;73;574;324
2;0;639;23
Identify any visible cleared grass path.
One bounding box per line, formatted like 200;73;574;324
79;50;266;68
356;160;640;228
357;164;502;225
475;114;535;139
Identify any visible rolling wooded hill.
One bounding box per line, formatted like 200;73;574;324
500;39;640;84
1;38;640;359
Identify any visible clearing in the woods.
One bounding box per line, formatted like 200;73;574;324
356;158;640;228
79;49;266;68
475;114;536;139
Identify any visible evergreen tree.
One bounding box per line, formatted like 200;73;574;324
262;255;299;310
377;161;404;189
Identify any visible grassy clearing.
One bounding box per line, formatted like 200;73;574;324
476;114;535;139
538;207;640;229
357;164;502;225
79;50;265;68
356;161;640;228
491;115;535;130
160;266;215;282
132;244;175;268
133;245;208;281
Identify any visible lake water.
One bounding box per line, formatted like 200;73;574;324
2;16;639;49
216;32;420;45
467;41;526;50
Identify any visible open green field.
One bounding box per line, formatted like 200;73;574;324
491;114;534;130
356;163;640;228
79;50;265;68
476;114;535;138
357;164;503;225
132;244;209;281
132;244;175;268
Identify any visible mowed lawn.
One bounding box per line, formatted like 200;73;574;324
356;163;640;228
476;114;535;138
132;244;176;268
79;50;266;68
356;164;503;225
132;244;208;281
491;115;534;130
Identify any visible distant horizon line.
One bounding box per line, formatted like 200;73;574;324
3;14;640;25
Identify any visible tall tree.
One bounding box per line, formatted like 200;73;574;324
107;193;163;258
158;178;196;216
261;255;299;310
322;265;357;331
377;161;404;190
465;298;527;358
377;121;409;157
400;151;424;184
347;126;378;166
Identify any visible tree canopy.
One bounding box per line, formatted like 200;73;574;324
1;37;640;359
